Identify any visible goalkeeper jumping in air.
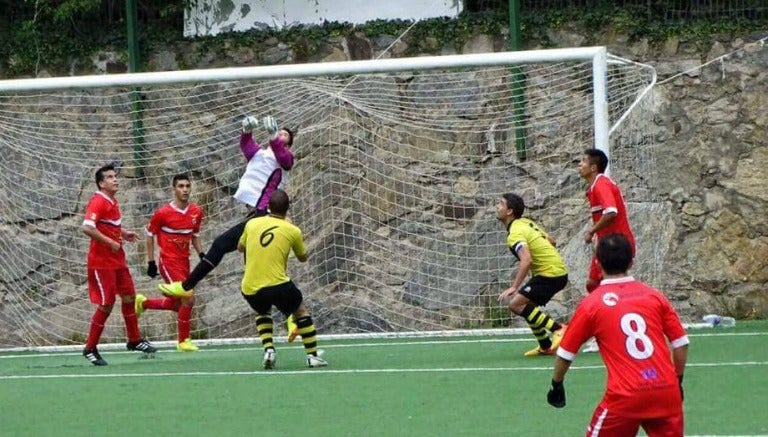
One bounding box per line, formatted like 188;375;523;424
158;115;299;340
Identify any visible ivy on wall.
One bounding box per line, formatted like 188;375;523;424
0;1;766;78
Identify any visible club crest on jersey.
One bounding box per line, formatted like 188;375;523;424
602;292;619;307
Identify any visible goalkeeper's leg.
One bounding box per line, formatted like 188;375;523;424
182;219;250;291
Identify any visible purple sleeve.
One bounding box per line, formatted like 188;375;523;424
239;132;261;162
269;136;294;170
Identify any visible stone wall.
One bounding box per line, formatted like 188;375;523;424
1;26;766;346
128;28;768;319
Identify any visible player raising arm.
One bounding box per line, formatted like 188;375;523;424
237;189;327;369
546;233;688;437
495;193;568;357
81;164;157;366
136;173;204;352
158;116;294;301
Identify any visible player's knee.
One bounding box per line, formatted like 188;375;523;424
97;304;113;314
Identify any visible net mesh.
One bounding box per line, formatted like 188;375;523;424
0;52;655;347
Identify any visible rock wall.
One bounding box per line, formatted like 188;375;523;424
1;26;766;346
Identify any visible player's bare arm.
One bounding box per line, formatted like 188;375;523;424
584;211;616;243
192;236;203;257
145;233;156;263
82;225;120;252
498;245;531;302
122;229;139;242
237;242;246;253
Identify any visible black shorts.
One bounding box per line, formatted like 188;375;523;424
518;274;568;306
242;280;303;316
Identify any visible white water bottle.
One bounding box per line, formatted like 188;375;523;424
702;314;721;326
702;314;735;327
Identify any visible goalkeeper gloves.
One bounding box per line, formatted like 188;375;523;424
547;379;566;408
262;115;278;135
146;260;158;278
241;115;258;134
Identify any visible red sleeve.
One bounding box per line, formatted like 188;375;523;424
594;179;618;214
557;298;595;360
83;196;104;227
194;204;203;234
659;293;688;347
146;207;163;236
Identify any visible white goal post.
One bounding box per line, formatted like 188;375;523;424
0;46;656;350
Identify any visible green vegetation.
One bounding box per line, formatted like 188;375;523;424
1;1;766;78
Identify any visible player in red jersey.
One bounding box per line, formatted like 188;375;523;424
578;148;636;293
547;233;689;437
136;173;204;352
81;164;157;366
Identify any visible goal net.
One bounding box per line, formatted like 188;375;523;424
0;48;656;349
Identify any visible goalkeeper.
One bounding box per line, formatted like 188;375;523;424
159;115;298;338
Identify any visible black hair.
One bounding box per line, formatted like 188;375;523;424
172;173;191;187
269;189;290;216
596;233;633;274
281;127;295;146
95;164;116;187
501;193;525;219
584;148;609;174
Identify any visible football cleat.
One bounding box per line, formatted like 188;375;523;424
550;324;568;351
263;348;276;370
286;315;298;343
306;354;328;368
177;338;199;352
83;348;108;366
524;345;556;357
158;282;193;298
134;293;147;318
126;339;158;354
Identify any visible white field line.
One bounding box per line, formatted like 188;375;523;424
1;361;767;381
1;330;765;359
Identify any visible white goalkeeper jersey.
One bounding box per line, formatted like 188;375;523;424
234;146;289;210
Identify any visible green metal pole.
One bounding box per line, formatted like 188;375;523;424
508;0;527;160
126;0;146;177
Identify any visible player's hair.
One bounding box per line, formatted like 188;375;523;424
584;148;608;173
596;233;633;274
94;164;116;187
172;173;191;187
501;193;525;219
269;189;290;216
281;127;295;146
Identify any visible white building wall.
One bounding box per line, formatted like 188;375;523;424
184;0;463;37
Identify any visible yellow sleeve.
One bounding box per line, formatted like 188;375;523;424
292;227;307;258
238;222;249;247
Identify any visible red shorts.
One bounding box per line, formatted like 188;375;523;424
586;403;684;437
158;257;190;283
88;267;135;306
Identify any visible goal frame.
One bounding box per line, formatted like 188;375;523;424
0;47;610;155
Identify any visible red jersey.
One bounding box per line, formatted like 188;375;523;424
83;191;127;269
146;202;203;261
557;277;689;418
587;174;635;251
